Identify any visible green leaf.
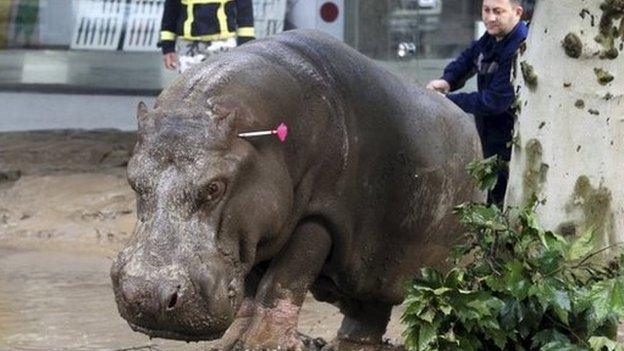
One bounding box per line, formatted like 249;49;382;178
487;328;508;349
586;279;624;323
454;203;506;231
539;230;568;253
536;249;565;276
419;308;436;323
499;298;522;331
433;287;452;296
552;289;572;323
440;328;458;344
504;260;530;300
520;205;540;231
450;244;471;261
518;298;544;338
532;329;570;348
568;229;596;261
485;274;507;292
588;336;624;351
611;279;624;316
530;282;571;323
469;293;504;317
443;268;465;289
420;268;444;286
455;333;483;351
541;341;587;351
439;304;453;316
454;297;483;323
403;297;427;318
418;322;438;351
466;156;507;191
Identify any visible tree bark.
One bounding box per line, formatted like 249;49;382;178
505;0;624;248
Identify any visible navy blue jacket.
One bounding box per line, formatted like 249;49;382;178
443;22;528;147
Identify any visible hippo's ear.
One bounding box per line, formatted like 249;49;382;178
136;101;148;122
218;110;239;142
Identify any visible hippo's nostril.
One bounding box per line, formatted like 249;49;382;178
159;283;182;312
167;292;178;310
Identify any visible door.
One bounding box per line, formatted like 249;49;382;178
344;0;480;90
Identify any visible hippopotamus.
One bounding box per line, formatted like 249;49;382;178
110;29;482;350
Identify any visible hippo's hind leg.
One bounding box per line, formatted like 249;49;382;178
322;300;402;351
214;221;332;351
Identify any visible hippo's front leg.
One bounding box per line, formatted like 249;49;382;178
222;221;331;351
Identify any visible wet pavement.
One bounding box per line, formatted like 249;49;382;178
0;247;204;351
0;244;404;351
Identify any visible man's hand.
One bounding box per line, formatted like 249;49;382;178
426;79;451;94
163;52;178;70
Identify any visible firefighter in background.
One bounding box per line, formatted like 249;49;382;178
158;0;255;73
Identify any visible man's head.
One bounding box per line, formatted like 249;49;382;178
482;0;524;40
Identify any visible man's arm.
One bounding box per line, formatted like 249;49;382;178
158;0;180;55
441;41;479;92
447;54;515;116
235;0;255;46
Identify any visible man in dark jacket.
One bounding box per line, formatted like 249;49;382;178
427;0;527;205
158;0;255;72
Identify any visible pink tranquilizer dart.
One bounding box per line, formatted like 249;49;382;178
238;123;288;143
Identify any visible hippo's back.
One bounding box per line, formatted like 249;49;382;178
243;30;483;303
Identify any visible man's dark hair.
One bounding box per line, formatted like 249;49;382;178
484;0;524;7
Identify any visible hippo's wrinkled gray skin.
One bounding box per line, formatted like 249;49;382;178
110;29;482;351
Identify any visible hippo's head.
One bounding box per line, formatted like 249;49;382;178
110;81;298;341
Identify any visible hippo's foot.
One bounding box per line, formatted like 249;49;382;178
210;299;306;351
208;316;252;351
299;335;328;351
208;299;255;351
320;338;404;351
318;300;399;351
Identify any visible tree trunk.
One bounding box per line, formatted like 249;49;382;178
505;0;624;249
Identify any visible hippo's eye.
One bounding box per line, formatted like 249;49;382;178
204;180;226;202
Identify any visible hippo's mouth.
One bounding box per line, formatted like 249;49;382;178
128;322;224;341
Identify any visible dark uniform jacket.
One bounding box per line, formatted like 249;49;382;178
442;21;528;160
159;0;255;54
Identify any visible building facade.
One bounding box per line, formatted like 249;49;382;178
0;0;535;131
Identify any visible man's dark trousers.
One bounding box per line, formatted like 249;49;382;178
474;114;513;205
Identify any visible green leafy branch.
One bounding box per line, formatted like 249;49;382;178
402;198;624;351
466;155;508;192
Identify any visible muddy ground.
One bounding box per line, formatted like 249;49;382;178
0;130;406;351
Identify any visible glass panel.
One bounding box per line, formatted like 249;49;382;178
0;0;288;50
1;0;73;49
344;0;535;87
0;0;536;92
344;0;480;86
